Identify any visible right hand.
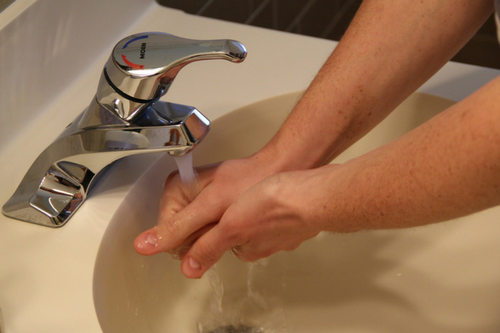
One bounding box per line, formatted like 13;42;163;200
133;153;282;260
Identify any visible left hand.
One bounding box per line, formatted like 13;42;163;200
179;167;335;278
134;155;292;263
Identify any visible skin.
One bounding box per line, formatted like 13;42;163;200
134;0;499;279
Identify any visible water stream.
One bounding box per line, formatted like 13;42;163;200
172;151;200;201
172;152;286;333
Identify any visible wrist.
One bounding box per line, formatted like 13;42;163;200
252;141;317;174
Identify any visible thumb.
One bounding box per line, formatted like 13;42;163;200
134;193;224;256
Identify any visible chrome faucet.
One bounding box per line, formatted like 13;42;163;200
2;32;247;227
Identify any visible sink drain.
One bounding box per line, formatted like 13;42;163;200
206;325;264;333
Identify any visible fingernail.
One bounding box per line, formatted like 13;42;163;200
189;257;201;270
135;230;158;252
146;232;158;245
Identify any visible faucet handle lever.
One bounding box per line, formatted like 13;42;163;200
105;32;247;103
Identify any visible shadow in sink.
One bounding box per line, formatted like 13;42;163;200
93;92;500;333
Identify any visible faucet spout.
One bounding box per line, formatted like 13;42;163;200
2;31;246;227
2;101;209;227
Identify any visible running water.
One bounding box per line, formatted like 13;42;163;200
208;268;225;317
165;151;200;259
172;151;200;200
197;259;286;333
246;260;269;309
172;152;286;332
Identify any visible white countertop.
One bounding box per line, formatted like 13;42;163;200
0;1;499;332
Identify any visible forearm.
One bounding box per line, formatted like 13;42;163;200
315;76;500;232
258;0;492;170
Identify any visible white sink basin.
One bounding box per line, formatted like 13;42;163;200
93;91;500;333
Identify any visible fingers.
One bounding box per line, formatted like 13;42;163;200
180;223;243;278
134;164;219;255
179;221;287;279
134;193;223;255
133;157;294;271
178;201;269;278
178;181;321;278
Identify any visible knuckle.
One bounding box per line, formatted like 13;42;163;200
165;170;180;184
165;218;180;235
156;218;181;245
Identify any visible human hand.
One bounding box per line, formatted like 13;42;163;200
174;167;335;278
133;154;283;266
